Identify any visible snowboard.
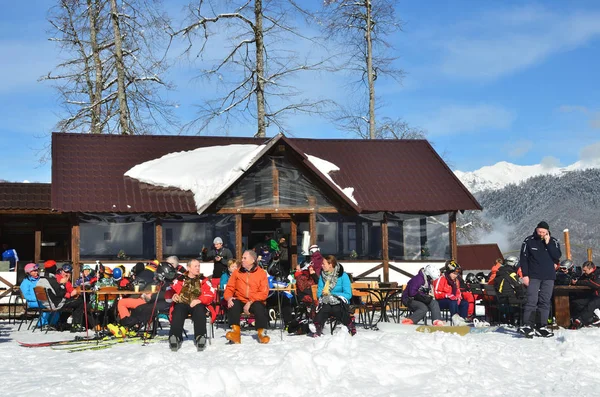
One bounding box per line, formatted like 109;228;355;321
416;325;499;336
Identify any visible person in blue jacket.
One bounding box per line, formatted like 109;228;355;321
19;263;51;326
519;221;562;338
312;255;356;337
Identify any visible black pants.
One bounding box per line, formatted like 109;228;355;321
577;296;600;325
60;298;96;328
121;300;170;327
169;303;207;340
227;300;269;329
314;303;351;328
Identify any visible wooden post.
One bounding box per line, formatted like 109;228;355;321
34;230;41;264
155;218;163;261
236;214;242;260
382;214;389;283
420;217;427;259
449;211;457;261
71;218;80;279
272;158;279;207
308;196;317;246
588;248;593;262
290;216;297;272
563;229;571;260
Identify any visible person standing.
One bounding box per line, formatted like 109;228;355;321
207;237;233;280
519;221;562;338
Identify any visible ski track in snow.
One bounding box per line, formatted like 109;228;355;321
2;320;600;396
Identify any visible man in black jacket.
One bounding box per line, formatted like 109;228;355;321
571;261;600;328
518;221;562;338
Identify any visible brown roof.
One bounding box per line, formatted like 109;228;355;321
457;244;503;271
0;182;51;210
51;133;481;213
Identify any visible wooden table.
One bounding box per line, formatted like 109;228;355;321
553;285;591;327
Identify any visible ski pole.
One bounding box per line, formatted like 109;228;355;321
143;281;163;346
80;265;89;339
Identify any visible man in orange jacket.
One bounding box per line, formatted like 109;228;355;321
224;250;270;344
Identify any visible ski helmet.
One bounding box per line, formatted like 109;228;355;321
445;259;461;273
24;263;39;274
61;264;73;273
475;272;487;283
155;262;176;282
503;256;519;268
112;267;123;281
465;273;477;285
103;267;113;278
560;259;574;270
82;264;94;272
423;264;440;280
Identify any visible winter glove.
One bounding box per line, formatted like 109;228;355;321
337;296;348;304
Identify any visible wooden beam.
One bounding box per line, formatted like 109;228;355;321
354;263;383;279
563;229;571;260
388;263;416;279
588;248;593;262
420;217;427;259
290;216;297;272
216;207;339;214
308;196;317;246
236;214;242;259
272;157;279;206
449;211;457;261
155;218;163;261
382;215;389;283
71;218;80;279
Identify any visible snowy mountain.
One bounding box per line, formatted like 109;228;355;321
454;160;600;194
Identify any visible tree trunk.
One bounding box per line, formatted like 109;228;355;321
365;0;376;139
254;0;266;138
87;0;103;134
110;0;130;134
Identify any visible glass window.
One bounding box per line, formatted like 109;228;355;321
162;214;236;258
388;213;450;261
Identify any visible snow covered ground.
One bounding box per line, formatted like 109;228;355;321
2;319;600;397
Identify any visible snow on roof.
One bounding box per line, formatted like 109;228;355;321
125;144;265;214
305;154;358;205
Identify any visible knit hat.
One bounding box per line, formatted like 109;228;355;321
309;245;319;254
44;259;57;269
536;221;550;231
213;237;223;245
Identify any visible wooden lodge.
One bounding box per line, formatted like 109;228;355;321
1;133;481;284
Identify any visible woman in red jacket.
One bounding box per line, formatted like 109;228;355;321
166;258;215;352
434;260;469;323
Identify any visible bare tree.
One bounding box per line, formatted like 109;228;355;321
173;0;332;137
42;0;176;138
322;0;414;139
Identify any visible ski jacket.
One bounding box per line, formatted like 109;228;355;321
2;248;18;271
219;272;230;290
36;274;67;309
294;267;319;304
223;264;269;304
487;262;502;285
433;274;462;303
519;230;561;280
403;270;432;301
574;266;600;296
494;266;525;301
207;246;233;279
19;276;40;308
317;264;352;302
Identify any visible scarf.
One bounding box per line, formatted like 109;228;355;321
320;264;341;305
178;274;203;305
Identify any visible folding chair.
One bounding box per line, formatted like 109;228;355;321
17;289;41;331
311;284;341;334
33;286;72;333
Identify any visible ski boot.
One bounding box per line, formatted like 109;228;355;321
169;335;182;352
226;325;241;344
257;328;270;344
195;335;207;351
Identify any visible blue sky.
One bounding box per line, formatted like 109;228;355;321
1;0;600;182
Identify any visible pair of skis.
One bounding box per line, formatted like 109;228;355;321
17;335;167;352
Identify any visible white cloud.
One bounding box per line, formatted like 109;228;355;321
437;7;600;81
579;141;600;163
559;105;600;129
506;139;533;158
540;156;561;169
419;104;515;136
